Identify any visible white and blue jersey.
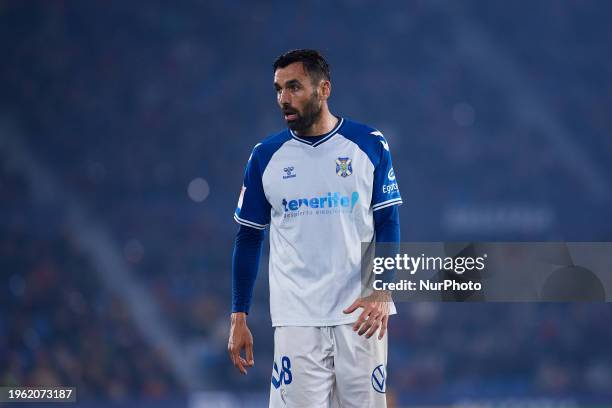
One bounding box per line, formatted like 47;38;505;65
234;117;402;326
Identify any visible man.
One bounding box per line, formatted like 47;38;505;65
228;49;402;407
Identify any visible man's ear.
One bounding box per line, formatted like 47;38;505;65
319;80;331;100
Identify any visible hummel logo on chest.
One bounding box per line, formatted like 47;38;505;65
283;166;296;179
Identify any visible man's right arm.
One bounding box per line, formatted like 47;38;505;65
228;224;264;374
229;143;270;374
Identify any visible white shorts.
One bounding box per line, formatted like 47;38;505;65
269;324;388;408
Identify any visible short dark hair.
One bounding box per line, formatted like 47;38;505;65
273;49;331;85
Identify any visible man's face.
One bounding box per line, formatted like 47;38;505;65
274;62;324;133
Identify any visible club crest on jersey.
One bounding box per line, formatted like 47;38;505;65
335;157;352;178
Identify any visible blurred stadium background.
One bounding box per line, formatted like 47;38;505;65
1;1;612;406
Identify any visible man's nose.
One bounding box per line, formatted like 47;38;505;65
278;89;291;105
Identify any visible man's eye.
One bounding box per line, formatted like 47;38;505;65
290;85;300;91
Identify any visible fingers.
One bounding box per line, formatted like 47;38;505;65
231;352;246;375
365;318;381;339
228;343;247;375
358;312;380;336
358;316;374;336
343;298;362;314
353;308;370;331
352;304;389;339
239;356;249;368
378;315;388;340
245;342;254;367
238;356;248;375
356;307;381;334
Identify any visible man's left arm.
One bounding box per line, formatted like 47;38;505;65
343;205;400;339
343;132;402;339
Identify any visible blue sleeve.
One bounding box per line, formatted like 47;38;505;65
231;224;265;313
371;133;402;212
374;204;400;284
234;144;271;230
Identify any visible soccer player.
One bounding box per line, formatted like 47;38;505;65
228;49;402;407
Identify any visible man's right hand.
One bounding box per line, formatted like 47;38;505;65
228;312;254;375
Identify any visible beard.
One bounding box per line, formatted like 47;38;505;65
284;91;322;133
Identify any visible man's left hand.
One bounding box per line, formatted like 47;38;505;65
342;291;391;340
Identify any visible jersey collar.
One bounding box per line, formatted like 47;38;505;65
289;117;344;147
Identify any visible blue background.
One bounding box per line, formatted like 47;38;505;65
1;1;611;406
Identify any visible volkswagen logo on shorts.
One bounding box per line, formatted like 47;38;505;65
371;364;386;393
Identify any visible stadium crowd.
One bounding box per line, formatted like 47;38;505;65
0;165;181;401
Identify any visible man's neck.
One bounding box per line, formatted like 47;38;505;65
294;108;338;137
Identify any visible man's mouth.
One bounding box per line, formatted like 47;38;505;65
283;111;298;121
